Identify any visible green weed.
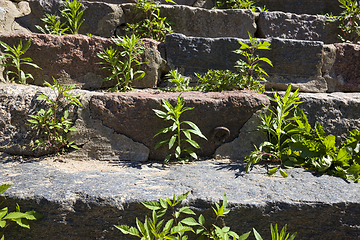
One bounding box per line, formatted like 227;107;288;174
97;34;145;92
27;78;82;154
153;94;207;163
0;39;41;84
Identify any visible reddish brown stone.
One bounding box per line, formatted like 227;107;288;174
89;90;270;160
0;33;162;89
333;43;360;92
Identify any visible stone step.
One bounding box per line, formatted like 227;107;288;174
0;33;359;93
1;0;345;43
1;155;359;239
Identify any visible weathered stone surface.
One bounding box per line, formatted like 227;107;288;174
0;33;163;89
299;92;360;141
0;84;149;161
257;11;341;44
165;34;327;92
89;90;269;160
265;38;327;92
332;43;360;92
16;0;125;38
0;0;31;34
255;0;342;15
215;108;267;160
322;44;339;92
1;156;360;239
122;4;256;38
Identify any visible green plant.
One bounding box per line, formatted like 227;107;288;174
0;184;43;240
215;0;267;12
153;94;207;163
126;0;175;42
36;14;68;35
0;39;42;84
164;69;191;92
336;0;360;43
60;0;85;34
245;85;301;177
27;78;82;154
245;85;360;181
36;0;85;35
253;224;296;240
233;32;273;94
116;192;252;240
194;69;240;92
97;34;145;92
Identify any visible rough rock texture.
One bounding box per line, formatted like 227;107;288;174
89;90;269;160
165;34;327;92
0;84;149;161
216;91;360;159
214;108;267;160
257;11;341;44
121;4;257;38
332;43;360;92
265;38;327;92
0;0;31;34
299;92;360;141
0;33;164;89
1;157;360;239
255;0;342;15
322;44;339;92
16;0;125;38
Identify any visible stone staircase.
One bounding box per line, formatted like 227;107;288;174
1;0;360;239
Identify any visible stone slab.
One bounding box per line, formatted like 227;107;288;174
255;0;342;15
0;156;359;239
89;90;269;160
0;84;149;160
0;33;163;89
257;11;341;44
165;34;327;92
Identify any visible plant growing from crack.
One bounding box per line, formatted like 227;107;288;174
153;94;207;163
126;0;175;42
36;0;85;35
233;32;272;94
0;184;43;240
27;78;82;154
116;192;252;240
245;84;360;181
97;34;145;92
0;39;41;84
334;0;360;43
215;0;267;12
163;69;192;92
116;192;297;240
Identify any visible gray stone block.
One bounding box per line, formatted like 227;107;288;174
257;11;341;44
1;156;360;239
165;34;327;92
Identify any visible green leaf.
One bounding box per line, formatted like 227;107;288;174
169;135;177;149
185;139;200;149
114;225;141;237
181;217;199;226
14;218;29;229
0;184;12;195
238;231;251;240
178;206;195;215
279;169;288;178
198;214;205;225
267;167;279;176
253;228;263;240
142;201;162;211
3;212;29;220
